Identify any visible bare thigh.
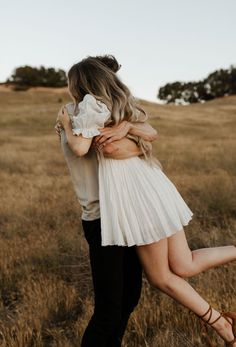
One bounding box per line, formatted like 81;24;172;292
135;238;171;287
135;230;195;282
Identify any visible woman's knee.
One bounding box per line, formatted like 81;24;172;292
169;261;196;278
147;272;174;291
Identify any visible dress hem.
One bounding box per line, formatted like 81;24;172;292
101;213;194;247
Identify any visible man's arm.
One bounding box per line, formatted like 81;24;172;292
128;121;158;141
56;109;142;159
102;138;142;159
56;106;157;159
98;120;158;159
93;120;158;147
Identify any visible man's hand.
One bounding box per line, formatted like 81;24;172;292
93;121;131;150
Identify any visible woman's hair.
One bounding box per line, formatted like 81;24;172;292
67;54;162;168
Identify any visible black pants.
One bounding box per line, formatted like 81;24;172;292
81;218;143;347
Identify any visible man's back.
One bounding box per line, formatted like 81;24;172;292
60;102;101;221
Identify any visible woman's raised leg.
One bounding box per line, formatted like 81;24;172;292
167;229;236;278
135;238;236;345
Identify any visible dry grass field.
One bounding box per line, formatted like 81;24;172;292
0;85;235;347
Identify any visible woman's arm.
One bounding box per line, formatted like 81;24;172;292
56;106;154;159
57;106;93;157
63;121;92;156
57;107;142;159
93;120;158;147
61;122;142;159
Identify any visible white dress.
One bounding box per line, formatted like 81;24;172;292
72;93;194;247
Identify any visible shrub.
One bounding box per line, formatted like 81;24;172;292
9;65;67;88
158;65;236;104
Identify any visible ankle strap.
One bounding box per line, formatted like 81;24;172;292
208;312;223;326
198;305;212;319
197;305;223;326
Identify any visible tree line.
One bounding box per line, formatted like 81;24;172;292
158;65;236;104
3;64;236;104
6;65;67;89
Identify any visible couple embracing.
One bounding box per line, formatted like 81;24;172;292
55;54;236;347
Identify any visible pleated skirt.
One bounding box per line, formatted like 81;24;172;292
98;155;194;247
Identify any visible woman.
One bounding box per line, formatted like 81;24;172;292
57;54;236;346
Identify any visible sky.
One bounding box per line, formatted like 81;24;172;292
0;0;235;102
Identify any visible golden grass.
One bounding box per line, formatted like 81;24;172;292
0;86;235;346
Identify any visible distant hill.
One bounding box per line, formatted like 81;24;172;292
1;83;236;121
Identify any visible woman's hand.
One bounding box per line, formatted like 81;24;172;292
93;120;131;148
56;106;70;128
54;122;62;141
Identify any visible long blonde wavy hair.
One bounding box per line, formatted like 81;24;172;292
67;54;162;169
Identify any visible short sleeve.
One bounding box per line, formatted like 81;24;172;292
71;94;111;138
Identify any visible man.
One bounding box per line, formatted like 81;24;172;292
55;102;158;347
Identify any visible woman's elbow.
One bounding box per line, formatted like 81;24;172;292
72;145;89;157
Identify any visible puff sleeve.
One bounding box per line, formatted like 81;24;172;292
72;94;111;138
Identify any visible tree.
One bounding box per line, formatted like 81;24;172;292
157;65;236;104
9;65;67;88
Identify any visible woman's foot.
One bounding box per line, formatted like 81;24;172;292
196;305;236;346
212;315;236;346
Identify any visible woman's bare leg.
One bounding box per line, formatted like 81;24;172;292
168;229;236;278
135;239;235;344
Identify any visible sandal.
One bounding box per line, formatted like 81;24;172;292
195;304;236;346
221;312;236;347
